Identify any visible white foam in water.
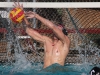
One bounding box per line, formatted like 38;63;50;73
11;53;32;72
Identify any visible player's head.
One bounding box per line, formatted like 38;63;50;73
89;67;100;75
57;25;68;36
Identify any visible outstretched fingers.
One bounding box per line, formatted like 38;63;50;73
17;0;20;6
13;2;17;8
24;11;35;19
17;0;23;9
13;0;23;9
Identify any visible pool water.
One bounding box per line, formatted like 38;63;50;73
0;63;96;75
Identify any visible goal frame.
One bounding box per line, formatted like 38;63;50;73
0;2;99;8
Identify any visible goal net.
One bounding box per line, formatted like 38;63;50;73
0;1;100;65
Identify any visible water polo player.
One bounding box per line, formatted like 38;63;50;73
13;1;70;70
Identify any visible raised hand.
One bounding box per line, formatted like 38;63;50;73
25;11;36;19
13;0;23;10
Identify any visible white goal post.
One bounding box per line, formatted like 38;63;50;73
0;2;100;8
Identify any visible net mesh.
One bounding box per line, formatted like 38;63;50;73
0;2;100;65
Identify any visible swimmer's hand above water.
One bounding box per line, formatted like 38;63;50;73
25;11;36;19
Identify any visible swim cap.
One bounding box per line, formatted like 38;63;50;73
62;28;68;36
58;25;68;36
89;67;100;75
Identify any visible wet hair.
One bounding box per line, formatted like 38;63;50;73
58;25;68;36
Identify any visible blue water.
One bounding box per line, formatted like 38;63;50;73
0;63;96;75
